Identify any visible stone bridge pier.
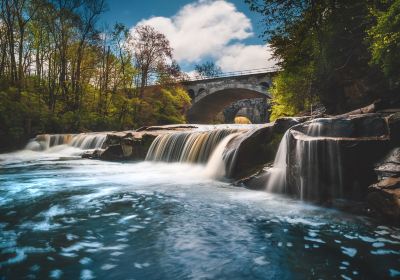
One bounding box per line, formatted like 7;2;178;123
182;72;275;124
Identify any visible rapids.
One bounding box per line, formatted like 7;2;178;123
0;128;399;279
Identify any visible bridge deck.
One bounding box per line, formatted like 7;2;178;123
183;66;280;83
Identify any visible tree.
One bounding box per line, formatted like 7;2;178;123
194;61;222;78
0;1;190;151
368;0;400;90
71;0;106;111
126;24;173;98
246;0;391;115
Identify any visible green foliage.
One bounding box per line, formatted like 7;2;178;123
0;1;191;151
368;0;400;88
0;89;49;151
247;0;395;116
143;86;191;125
270;66;315;121
0;84;191;151
194;61;222;78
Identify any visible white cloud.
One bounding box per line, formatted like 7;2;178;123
134;0;277;72
216;44;279;72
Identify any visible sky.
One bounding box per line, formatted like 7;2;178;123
103;0;277;73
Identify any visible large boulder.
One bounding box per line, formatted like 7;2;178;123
99;145;125;161
227;117;307;180
284;114;391;202
367;177;400;224
367;146;400;223
98;133;157;161
374;147;400;179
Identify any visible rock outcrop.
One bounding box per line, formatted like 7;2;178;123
236;113;393;201
367;177;400;223
367;147;400;223
84;125;199;161
82;104;400;223
226;117;306;179
287;114;391;200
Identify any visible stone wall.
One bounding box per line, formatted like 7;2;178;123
223;98;270;124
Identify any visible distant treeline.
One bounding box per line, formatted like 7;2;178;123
246;0;400;120
0;0;190;151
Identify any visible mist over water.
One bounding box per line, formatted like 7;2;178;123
0;137;399;279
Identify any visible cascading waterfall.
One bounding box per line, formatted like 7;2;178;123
204;132;242;179
267;119;344;201
25;133;107;151
145;129;243;179
266;130;290;194
294;135;343;200
145;129;237;163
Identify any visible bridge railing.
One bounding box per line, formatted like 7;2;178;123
146;66;281;85
185;66;281;82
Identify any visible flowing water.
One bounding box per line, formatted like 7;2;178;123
0;132;400;279
267;119;344;200
145;129;236;163
26;133;107;151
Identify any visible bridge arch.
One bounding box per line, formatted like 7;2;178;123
187;89;195;99
186;86;270;123
182;70;276;124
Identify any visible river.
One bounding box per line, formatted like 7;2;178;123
0;143;399;279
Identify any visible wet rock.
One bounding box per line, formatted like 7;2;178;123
367;177;400;223
121;138;134;157
234;165;272;190
284;114;391;202
100;145;125;161
374;147;400;180
99;134;157;161
227;117;308;180
295;113;389;139
82;149;102;159
388;113;400;145
95;124;198;162
225;124;276;179
274;117;305;133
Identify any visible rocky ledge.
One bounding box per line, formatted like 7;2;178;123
367;147;400;223
83;124;198;161
233;109;400;224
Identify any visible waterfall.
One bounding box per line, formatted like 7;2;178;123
145;129;245;178
266;131;290;193
294;136;343;200
25;133;107;151
204;132;242;179
145;129;237;163
266;119;344;201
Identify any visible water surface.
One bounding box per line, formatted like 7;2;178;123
0;148;399;279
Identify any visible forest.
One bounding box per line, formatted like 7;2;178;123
246;0;400;120
1;0;400;151
0;0;191;151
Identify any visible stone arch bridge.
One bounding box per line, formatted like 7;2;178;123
181;69;278;123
